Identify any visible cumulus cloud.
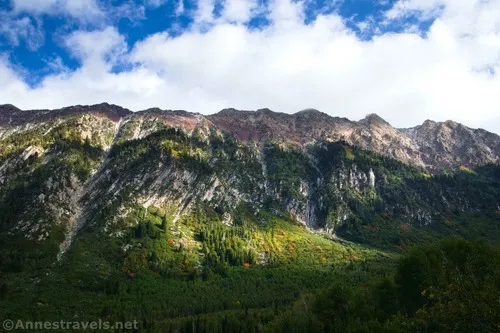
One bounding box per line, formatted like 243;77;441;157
12;0;103;19
8;0;147;26
194;0;216;24
0;13;44;50
64;27;128;71
220;0;260;23
0;0;499;133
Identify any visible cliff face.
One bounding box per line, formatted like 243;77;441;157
1;103;500;263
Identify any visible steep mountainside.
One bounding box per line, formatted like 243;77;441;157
1;103;500;332
1;103;500;264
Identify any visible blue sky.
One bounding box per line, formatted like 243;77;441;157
0;0;499;133
1;0;422;85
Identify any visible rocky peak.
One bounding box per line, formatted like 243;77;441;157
402;119;500;170
1;103;499;172
294;108;331;120
421;119;437;128
0;103;132;126
82;103;132;121
358;113;391;127
295;108;321;115
0;104;20;112
217;108;242;115
443;120;459;129
255;108;274;114
137;108;198;117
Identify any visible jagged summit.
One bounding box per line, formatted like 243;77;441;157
0;104;20;112
294;108;332;119
359;113;390;126
443;119;461;128
255;108;275;114
421;119;437;127
0;103;132;125
216;108;254;116
138;107;164;113
137;108;198;117
295;108;321;114
1;103;499;171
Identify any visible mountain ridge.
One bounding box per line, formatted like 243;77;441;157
1;103;498;172
0;103;494;136
2;103;491;132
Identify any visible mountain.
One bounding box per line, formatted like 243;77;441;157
1;103;499;332
1;102;499;256
401;119;500;170
3;104;500;172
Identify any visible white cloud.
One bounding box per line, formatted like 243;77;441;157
0;55;30;95
10;0;147;24
176;0;185;16
220;0;260;23
0;14;44;50
145;0;168;8
12;0;64;14
12;0;103;19
64;27;128;69
194;0;216;24
109;2;146;23
0;0;499;134
268;0;306;29
0;1;145;51
385;0;444;20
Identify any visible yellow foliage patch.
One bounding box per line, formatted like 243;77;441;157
344;147;355;160
459;165;475;174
